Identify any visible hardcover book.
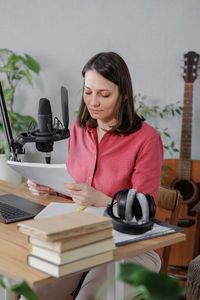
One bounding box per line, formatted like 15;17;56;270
29;227;113;252
18;211;113;241
30;238;115;264
28;251;113;277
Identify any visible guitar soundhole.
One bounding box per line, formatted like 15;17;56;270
173;180;194;200
171;178;199;204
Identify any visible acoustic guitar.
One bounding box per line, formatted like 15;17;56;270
162;51;200;267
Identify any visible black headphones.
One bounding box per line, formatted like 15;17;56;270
104;189;155;234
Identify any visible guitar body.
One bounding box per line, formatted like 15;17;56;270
163;159;200;186
159;52;200;267
161;159;200;266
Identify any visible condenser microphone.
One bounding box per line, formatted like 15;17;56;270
14;86;70;163
38;98;53;135
36;98;54;158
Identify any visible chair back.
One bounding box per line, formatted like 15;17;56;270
156;186;183;273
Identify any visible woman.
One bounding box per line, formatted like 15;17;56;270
28;51;163;299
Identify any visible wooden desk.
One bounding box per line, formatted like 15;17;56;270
0;180;186;288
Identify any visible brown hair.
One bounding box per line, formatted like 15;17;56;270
77;52;143;134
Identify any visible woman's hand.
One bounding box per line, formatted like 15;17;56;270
64;183;111;207
27;179;56;197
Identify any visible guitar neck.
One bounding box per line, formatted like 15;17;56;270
179;82;193;179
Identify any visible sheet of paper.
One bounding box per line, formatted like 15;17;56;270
35;202;107;219
34;202;178;246
7;161;74;196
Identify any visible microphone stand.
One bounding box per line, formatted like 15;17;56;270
0;82;24;161
45;152;51;164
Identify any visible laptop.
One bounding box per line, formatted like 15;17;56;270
0;194;45;224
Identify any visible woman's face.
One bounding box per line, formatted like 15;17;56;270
83;70;120;125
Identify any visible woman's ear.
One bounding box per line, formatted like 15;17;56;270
124;94;128;102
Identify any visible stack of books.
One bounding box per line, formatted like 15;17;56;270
18;211;115;277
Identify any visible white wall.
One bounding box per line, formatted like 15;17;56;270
0;0;200;162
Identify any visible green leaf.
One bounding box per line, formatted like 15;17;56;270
12;279;39;300
3;87;15;102
0;48;13;55
162;165;170;170
94;277;116;300
141;95;148;100
118;263;186;300
171;141;175;147
0;122;3;132
17;55;26;63
7;111;37;136
24;54;40;74
13;74;23;80
163;108;168;113
25;69;33;86
0;275;11;289
9;111;35;122
18;70;26;76
19;69;33;86
175;109;181;115
164;132;170;138
7;53;20;66
0;65;16;73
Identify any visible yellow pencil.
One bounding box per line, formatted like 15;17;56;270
77;205;85;211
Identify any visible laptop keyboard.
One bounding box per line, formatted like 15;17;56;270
0;201;35;223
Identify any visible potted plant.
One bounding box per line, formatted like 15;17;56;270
133;94;182;184
134;93;182;157
0;48;40;183
95;262;186;300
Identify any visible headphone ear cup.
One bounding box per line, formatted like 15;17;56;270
145;193;155;219
117;189;129;218
135;193;150;224
104;204;113;219
125;189;136;221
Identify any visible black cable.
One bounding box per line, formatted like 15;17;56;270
45;156;51;164
72;271;89;299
